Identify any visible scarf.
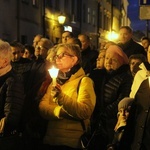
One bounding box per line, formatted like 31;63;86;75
57;64;81;85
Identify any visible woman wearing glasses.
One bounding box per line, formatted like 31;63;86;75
39;43;96;150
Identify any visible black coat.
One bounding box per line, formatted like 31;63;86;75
118;39;146;58
0;69;24;134
119;78;150;150
89;65;133;148
81;46;98;75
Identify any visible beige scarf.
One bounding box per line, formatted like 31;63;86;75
0;64;12;77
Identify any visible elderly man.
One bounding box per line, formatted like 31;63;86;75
0;39;24;150
118;26;146;58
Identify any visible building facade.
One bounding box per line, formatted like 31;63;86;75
0;0;130;48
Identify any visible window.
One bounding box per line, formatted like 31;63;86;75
32;0;39;7
92;10;96;26
87;8;91;24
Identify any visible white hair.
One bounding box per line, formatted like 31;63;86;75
0;39;12;63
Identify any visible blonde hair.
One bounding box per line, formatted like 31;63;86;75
55;43;82;65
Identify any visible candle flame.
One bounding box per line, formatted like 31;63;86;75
48;66;59;78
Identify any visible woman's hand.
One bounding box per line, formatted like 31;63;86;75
51;84;62;98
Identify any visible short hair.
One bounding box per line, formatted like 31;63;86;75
0;39;12;62
62;31;74;38
24;44;35;55
10;41;24;52
34;34;43;39
129;54;147;64
39;38;54;50
141;36;150;42
120;26;133;33
55;43;82;65
68;37;82;48
78;34;90;42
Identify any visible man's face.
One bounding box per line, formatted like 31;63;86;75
62;32;72;43
33;35;42;48
118;28;132;44
35;41;48;59
11;47;22;62
78;35;89;51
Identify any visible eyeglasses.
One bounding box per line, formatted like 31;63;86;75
35;45;47;50
54;52;74;60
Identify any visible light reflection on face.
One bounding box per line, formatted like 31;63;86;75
104;53;122;71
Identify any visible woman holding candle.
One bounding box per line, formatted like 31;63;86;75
39;43;96;150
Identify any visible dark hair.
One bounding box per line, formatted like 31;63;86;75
141;36;150;42
120;26;133;33
10;41;24;53
24;44;35;55
62;31;74;38
129;54;147;64
68;38;82;48
78;34;90;42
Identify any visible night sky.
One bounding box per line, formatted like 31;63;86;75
128;0;147;32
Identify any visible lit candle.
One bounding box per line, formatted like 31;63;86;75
48;66;59;86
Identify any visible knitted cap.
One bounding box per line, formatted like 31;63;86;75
118;97;134;111
106;45;129;64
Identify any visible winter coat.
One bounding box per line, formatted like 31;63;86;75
39;67;96;149
119;64;150;150
0;69;25;134
81;46;98;75
118;38;146;58
89;64;133;148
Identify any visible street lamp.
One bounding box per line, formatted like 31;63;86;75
107;31;119;41
58;14;66;24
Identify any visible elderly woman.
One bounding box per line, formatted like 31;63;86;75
39;43;96;150
89;44;133;150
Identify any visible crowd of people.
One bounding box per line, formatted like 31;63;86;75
0;25;150;150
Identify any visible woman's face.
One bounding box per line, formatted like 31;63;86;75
104;53;122;71
23;49;30;59
55;47;77;72
129;58;142;76
118;107;130;122
96;50;106;69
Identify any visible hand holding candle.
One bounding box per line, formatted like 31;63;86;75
48;66;59;86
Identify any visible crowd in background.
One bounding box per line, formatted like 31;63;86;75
0;25;150;150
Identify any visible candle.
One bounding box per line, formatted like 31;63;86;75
48;66;59;86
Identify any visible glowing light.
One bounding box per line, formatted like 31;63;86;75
58;15;66;24
107;31;119;41
48;66;59;86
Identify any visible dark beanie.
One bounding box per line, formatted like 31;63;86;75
118;97;134;111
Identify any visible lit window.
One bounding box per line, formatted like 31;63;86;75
32;0;38;7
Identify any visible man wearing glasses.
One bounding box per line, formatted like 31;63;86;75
34;38;53;60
